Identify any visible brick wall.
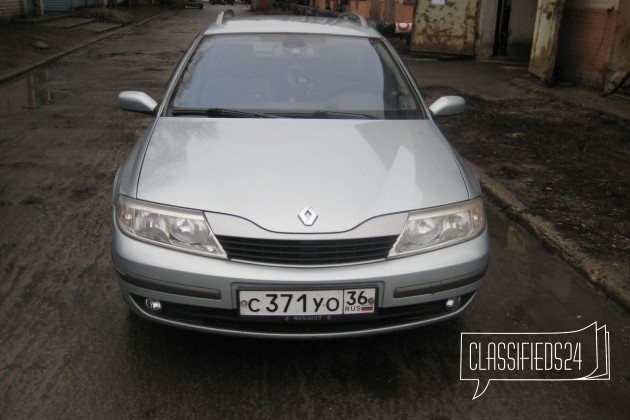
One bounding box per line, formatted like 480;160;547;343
393;1;413;23
347;0;370;18
556;4;619;88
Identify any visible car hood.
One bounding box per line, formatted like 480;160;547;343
137;118;468;233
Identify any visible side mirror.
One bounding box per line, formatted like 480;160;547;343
429;96;466;117
118;91;158;115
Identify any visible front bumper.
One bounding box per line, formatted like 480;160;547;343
112;223;489;338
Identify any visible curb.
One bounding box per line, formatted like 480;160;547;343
0;10;171;85
467;159;629;312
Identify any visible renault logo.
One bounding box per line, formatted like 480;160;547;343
298;207;318;226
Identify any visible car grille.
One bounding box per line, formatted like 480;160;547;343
215;235;399;265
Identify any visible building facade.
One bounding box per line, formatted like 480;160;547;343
252;0;415;24
44;0;103;12
410;0;629;91
0;0;43;20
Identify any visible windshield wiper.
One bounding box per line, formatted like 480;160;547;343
171;108;377;119
276;110;378;119
171;107;279;118
312;111;378;119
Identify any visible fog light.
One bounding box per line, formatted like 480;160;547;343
145;298;162;313
445;296;461;311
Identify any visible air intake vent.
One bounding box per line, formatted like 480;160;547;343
216;235;398;265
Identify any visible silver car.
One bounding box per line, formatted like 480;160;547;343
112;12;489;338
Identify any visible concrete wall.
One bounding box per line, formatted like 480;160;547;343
556;0;620;88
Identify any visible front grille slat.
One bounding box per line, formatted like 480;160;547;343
216;235;398;265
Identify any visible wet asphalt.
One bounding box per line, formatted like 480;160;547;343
0;5;628;419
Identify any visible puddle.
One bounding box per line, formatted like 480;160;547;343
0;71;53;115
505;224;527;253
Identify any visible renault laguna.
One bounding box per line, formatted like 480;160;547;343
112;12;489;338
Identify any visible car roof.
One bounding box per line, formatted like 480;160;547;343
203;15;381;38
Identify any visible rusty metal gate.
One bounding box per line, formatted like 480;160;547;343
410;0;479;56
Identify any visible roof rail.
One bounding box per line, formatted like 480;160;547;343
337;12;368;28
215;9;235;25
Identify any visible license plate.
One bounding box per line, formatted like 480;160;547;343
239;288;376;317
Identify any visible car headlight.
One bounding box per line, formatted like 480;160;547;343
115;195;226;258
389;197;486;258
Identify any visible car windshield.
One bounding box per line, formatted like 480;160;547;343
170;33;425;119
